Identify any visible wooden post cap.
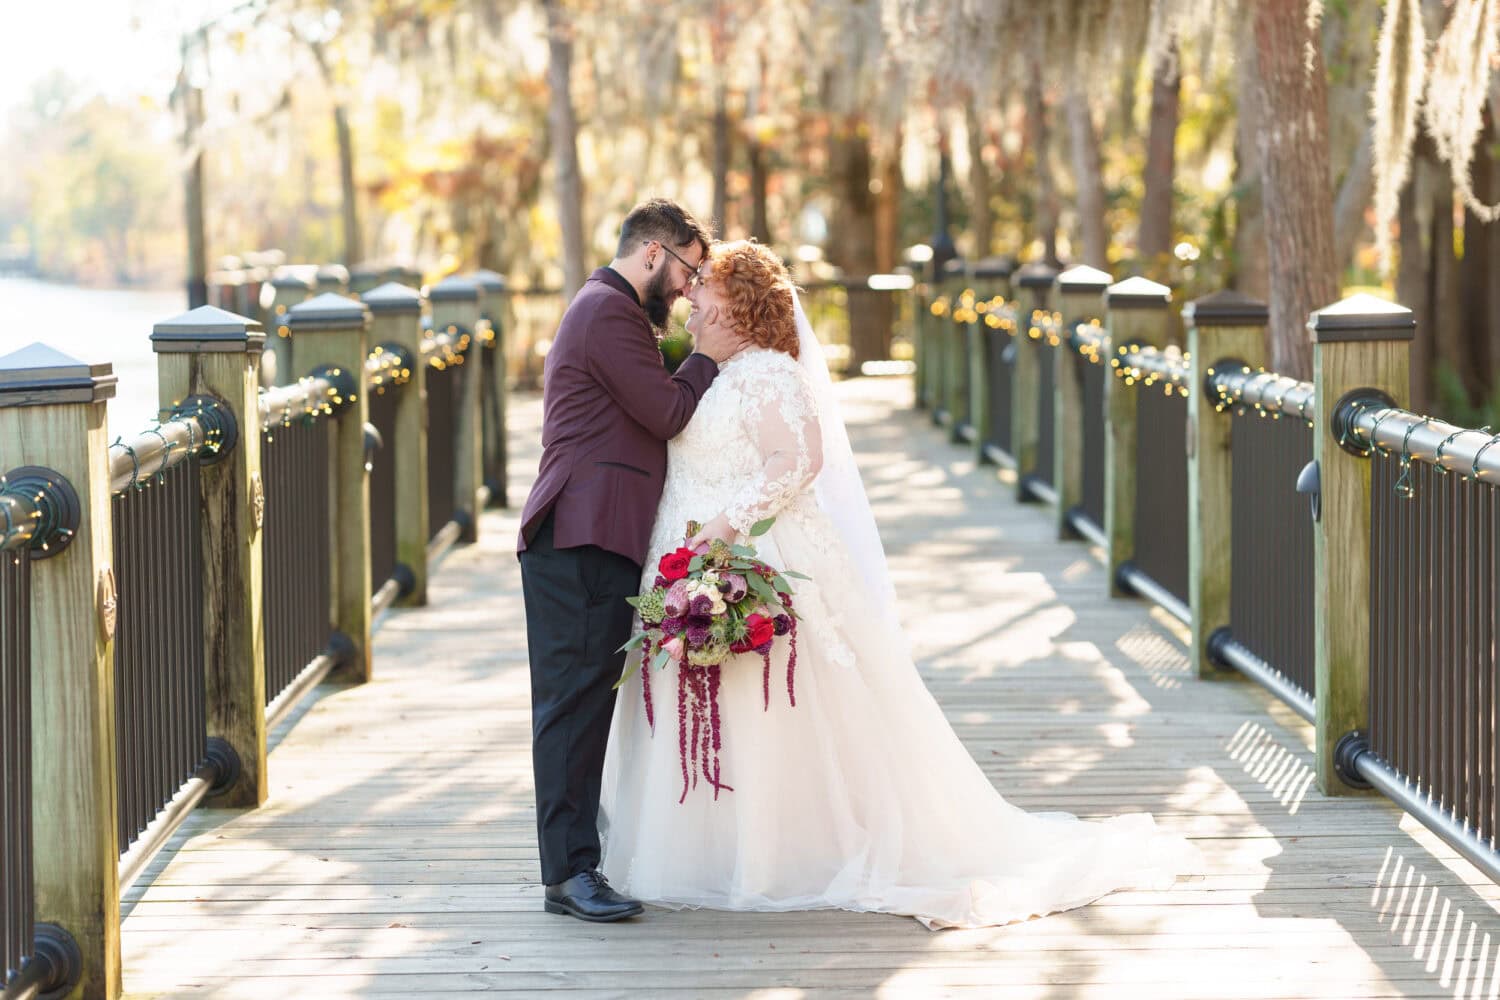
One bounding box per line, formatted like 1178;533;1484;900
315;263;350;290
1056;265;1114;293
1015;262;1061;288
270;267;315;291
1183;289;1269;327
429;275;481;302
1307;293;1416;342
287;293;372;331
467;269;507;294
0;343;117;406
1104;276;1172;309
363;283;424;315
150;305;265;353
972;256;1015;279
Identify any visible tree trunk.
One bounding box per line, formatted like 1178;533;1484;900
875;127;902;273
1137;48;1180;268
1252;0;1339;380
1331;127;1374;275
1459;119;1495;406
543;0;586;301
831;123;889;373
334;104;362;266
712;84;730;239
1231;16;1269;301
965;102;994;257
1025;69;1059;265
182;82;207;309
747;137;771;244
1395;157;1430;412
1067;88;1109;268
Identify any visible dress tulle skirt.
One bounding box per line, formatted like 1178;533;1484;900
598;511;1198;930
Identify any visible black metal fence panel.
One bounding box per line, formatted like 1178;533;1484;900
1370;456;1499;845
952;324;973;434
111;462;207;856
1080;356;1106;530
1133;385;1190;605
427;362;459;538
262;419;334;705
368;387;398;593
1;553;33;989
1228;413;1316;698
1036;343;1056;487
985;329;1013;456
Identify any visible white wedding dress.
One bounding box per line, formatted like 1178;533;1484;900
598;308;1197;929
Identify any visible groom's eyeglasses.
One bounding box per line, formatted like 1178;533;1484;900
646;240;704;288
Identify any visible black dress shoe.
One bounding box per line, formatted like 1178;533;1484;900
544;869;644;922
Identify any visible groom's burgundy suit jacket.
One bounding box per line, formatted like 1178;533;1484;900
518;267;719;567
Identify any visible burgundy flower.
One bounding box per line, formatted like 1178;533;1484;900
654;574;669;589
690;594;713;616
686;623;712;648
660;616;686;635
773;614;792;636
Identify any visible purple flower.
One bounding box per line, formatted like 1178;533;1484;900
724;573;748;602
660;616;686;635
690;594;714;616
773;614;792;636
654;574;669;589
686;623;712;648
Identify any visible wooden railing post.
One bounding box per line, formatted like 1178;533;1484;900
151;306;270;807
287;294;374;682
1310;294;1413;794
350;263;384;297
315;263;350;297
0;343;121;1000
1102;276;1172;596
1053;265;1113;538
967;257;1015;465
265;270;312;387
430;276;484;542
470;268;510;509
1184;291;1270;680
1012;262;1058;502
364;282;430;606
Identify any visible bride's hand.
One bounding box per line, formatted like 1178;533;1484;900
688;513;737;550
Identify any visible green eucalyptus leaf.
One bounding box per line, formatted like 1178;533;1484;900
749;517;776;537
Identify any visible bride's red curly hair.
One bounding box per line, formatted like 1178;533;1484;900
705;240;799;359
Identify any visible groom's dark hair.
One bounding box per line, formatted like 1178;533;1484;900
616;198;711;259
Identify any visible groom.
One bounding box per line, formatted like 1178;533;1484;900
517;199;738;921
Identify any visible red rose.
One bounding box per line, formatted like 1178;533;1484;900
744;613;775;650
658;547;695;583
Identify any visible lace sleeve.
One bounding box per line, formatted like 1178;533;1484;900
722;362;824;535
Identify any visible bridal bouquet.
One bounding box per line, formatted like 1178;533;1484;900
617;517;807;802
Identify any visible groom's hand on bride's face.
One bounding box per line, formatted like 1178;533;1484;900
693;311;742;365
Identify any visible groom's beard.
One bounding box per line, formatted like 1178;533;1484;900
643;265;675;330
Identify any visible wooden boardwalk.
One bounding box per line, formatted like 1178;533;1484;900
121;378;1500;999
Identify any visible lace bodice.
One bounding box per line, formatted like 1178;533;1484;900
646;348;822;561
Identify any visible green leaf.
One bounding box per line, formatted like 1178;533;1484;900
731;544;757;558
688;555;705;573
615;631;650;654
772;575;795;595
651;647;674;672
746;574;779;605
780;569;811;580
749;517;776;537
624;595;642;608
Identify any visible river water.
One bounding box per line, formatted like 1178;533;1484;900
0;277;188;438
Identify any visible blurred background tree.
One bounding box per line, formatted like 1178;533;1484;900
3;0;1499;421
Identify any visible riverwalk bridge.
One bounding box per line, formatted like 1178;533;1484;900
2;263;1499;999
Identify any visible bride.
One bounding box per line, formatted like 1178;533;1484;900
598;240;1196;929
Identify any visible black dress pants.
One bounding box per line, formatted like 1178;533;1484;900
518;512;642;886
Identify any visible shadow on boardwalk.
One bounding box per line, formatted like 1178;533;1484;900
120;378;1500;999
